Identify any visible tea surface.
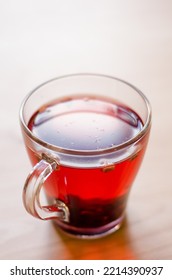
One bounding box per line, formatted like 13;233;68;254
28;96;143;151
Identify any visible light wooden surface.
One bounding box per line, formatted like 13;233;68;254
0;0;172;260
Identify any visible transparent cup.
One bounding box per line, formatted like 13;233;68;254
20;74;151;238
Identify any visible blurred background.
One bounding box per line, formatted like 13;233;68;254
0;0;172;259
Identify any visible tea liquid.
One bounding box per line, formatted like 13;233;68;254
28;96;145;235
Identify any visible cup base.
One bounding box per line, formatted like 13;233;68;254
53;214;124;239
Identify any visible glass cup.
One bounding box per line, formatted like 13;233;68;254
20;74;151;238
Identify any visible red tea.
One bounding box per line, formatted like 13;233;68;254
27;95;147;235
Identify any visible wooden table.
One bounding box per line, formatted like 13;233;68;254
0;0;172;260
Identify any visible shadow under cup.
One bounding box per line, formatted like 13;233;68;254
20;74;151;238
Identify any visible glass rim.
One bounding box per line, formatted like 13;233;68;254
19;73;152;156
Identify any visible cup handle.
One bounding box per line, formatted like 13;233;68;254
22;156;69;222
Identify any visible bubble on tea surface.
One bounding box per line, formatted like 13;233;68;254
99;159;115;172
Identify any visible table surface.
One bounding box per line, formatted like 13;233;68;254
0;0;172;260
